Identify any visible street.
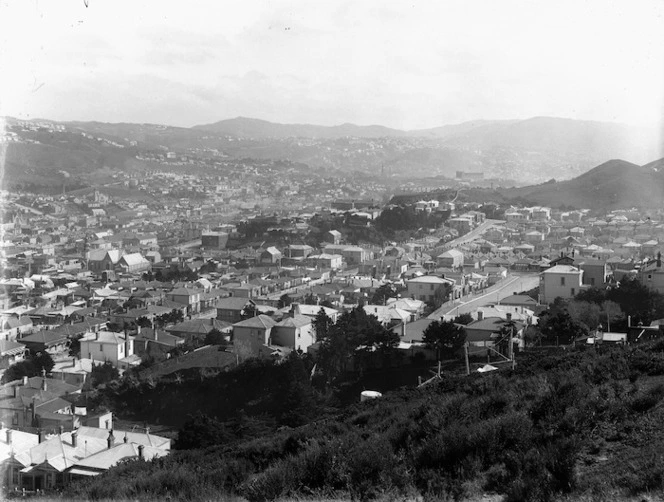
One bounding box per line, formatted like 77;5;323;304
428;273;540;319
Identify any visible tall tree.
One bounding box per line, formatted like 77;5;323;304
422;320;466;361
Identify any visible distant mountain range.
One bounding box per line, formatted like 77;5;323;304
194;116;660;162
4;115;661;188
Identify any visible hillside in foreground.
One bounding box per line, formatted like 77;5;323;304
47;341;664;502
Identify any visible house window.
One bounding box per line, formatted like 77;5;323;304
571;288;575;296
560;277;565;286
649;274;653;280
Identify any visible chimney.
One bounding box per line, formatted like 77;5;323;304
107;429;115;449
41;379;47;391
658;252;662;268
401;322;406;338
154;330;158;342
138;444;144;460
477;311;484;321
628;315;631;328
22;376;28;386
72;357;76;368
71;430;78;447
30;402;36;425
6;429;12;445
12;385;17;398
506;313;512;322
95;331;99;341
123;433;128;444
38;429;45;443
124;335;130;357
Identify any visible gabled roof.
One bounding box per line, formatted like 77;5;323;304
119;253;149;266
542;265;581;274
233;314;277;329
277;314;312;328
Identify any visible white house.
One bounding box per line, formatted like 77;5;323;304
539;265;584;304
79;331;140;370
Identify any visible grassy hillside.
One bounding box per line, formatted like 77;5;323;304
497;159;664;209
51;341;664;502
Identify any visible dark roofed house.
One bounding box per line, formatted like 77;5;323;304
19;330;70;355
233;315;277;361
216;297;256;323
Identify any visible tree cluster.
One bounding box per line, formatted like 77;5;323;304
1;352;55;384
316;307;400;381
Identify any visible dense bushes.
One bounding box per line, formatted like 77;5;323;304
62;341;664;501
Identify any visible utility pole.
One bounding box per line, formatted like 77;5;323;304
464;342;470;375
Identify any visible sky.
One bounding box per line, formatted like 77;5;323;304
0;0;663;131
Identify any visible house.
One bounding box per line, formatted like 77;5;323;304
464;314;525;356
271;314;315;352
290;304;339;323
232;315;277;360
87;250;122;275
341;246;372;265
165;288;201;314
19;330;70;356
284;245;314;259
216;297;256;323
325;230;342;245
260;247;282;264
309;253;343;270
3;425;170;491
539;265;584;304
638;253;664;295
405;276;455;303
578;258;609;288
0;340;27;368
79;331;140;370
436;249;464;269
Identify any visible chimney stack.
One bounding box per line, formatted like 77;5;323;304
506;313;512;322
71;430;77;447
138;444;144;460
124;335;130;358
59;425;64;436
38;429;44;444
477;311;484;321
107;429;115;449
6;429;12;445
22;376;28;386
123;433;128;444
658;252;662;268
41;379;47;391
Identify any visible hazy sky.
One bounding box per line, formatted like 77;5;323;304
1;0;663;130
